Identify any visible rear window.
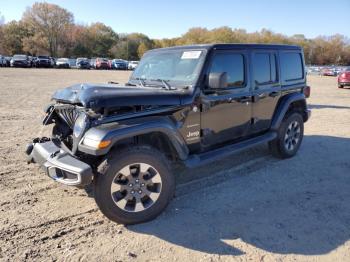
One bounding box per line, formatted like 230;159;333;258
209;53;245;88
280;52;303;81
253;53;277;84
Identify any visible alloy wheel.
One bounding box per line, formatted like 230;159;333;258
110;163;162;212
284;120;301;151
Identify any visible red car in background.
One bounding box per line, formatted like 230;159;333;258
95;58;109;69
321;67;337;76
338;68;350;88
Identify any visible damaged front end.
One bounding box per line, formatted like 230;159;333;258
26;83;185;187
26;104;94;186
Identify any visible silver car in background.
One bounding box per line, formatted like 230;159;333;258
128;60;139;70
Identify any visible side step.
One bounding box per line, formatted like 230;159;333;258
184;131;277;168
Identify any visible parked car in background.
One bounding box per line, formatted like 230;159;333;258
321;67;337;76
94;58;109;69
34;56;51;68
90;58;96;68
56;58;70;68
50;57;56;67
10;55;31;68
76;58;91;69
108;60;112;70
128;60;139;70
4;57;12;67
111;59;128;70
334;67;343;76
0;55;6;67
338;67;350;88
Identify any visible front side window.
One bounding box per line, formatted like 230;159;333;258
209;53;245;88
131;49;206;87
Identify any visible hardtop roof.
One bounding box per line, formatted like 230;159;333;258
148;43;301;53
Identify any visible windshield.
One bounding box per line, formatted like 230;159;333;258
57;58;68;62
77;58;87;63
130;49;206;88
13;55;27;60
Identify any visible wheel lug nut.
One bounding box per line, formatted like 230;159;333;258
129;183;133;187
131;190;135;194
138;190;142;194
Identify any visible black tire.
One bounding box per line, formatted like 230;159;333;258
338;84;343;88
94;146;175;225
269;112;304;159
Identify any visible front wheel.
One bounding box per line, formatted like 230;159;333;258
338;84;343;88
269;112;304;159
94;146;175;225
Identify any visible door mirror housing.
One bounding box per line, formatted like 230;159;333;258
207;72;228;89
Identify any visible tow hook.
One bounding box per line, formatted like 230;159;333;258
26;137;51;163
50;150;60;158
33;137;51;143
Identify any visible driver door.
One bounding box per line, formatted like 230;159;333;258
200;50;252;148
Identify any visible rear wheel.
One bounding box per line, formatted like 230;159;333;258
269;112;304;159
338;84;343;88
94;146;175;225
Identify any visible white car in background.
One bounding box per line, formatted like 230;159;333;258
128;61;139;70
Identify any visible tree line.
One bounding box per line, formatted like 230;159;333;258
0;2;349;65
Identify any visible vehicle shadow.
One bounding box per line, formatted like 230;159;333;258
129;135;350;256
309;104;350;110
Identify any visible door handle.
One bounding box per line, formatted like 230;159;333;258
269;91;279;97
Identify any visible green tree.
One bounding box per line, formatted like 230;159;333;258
2;21;30;54
179;27;209;45
85;23;118;57
137;42;149;58
22;2;74;56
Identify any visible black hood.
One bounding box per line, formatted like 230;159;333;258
52;83;189;109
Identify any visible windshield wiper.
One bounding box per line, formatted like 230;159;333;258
149;79;176;90
130;77;146;87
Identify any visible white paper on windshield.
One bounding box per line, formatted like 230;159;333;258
181;51;202;59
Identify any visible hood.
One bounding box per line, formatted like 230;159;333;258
12;58;27;61
52;83;188;109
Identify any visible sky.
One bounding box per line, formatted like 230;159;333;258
1;0;349;39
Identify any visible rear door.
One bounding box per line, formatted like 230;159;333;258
251;50;281;133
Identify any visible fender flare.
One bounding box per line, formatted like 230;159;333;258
78;117;189;160
270;92;307;131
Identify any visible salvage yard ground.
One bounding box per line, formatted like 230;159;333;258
0;69;349;261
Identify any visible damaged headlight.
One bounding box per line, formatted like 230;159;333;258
73;113;88;138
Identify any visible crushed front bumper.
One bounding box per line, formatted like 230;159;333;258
26;138;93;186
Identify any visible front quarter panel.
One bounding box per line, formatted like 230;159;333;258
78;116;189;160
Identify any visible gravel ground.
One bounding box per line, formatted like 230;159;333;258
0;68;349;262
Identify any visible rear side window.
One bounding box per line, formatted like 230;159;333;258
252;53;277;84
280;52;303;81
209;53;245;87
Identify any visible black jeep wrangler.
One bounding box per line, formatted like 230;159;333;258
26;44;311;224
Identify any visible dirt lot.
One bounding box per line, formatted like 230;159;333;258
0;68;349;261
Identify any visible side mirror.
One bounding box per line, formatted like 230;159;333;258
208;72;228;89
